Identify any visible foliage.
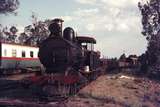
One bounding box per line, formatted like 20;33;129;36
0;0;19;14
16;12;50;46
0;25;18;43
138;0;160;75
18;19;50;46
0;13;51;46
119;53;126;61
138;53;148;74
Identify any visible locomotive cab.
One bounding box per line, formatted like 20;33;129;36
76;36;96;51
76;36;100;71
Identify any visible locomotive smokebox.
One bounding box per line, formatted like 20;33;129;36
49;18;64;37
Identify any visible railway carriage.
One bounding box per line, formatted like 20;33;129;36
0;42;41;74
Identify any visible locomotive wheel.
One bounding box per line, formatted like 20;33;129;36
42;81;78;98
41;73;80;98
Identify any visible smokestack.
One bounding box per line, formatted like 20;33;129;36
49;18;64;37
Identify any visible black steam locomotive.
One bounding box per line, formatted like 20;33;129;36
20;18;102;97
38;18;101;74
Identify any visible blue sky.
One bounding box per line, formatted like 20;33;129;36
0;0;147;58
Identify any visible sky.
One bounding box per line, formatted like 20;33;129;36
0;0;147;58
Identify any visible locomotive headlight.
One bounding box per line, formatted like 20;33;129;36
84;66;90;72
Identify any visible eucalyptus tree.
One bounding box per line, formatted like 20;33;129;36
138;0;160;75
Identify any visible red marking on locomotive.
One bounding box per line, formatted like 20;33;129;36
63;75;80;84
28;75;49;85
28;75;80;85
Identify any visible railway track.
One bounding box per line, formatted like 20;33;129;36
0;72;36;80
0;80;20;91
0;79;69;103
0;98;63;107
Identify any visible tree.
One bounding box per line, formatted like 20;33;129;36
138;53;149;73
138;0;160;75
0;24;3;41
8;26;18;42
18;18;50;46
19;12;50;45
2;26;11;42
119;53;126;61
18;32;29;44
0;25;18;43
10;26;18;35
0;0;19;14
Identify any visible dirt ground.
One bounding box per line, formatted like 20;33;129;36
0;74;160;107
66;74;160;107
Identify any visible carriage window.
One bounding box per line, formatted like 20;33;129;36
30;51;34;58
22;51;26;57
12;49;17;57
4;49;7;56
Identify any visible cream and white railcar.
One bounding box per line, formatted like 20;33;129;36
0;42;41;71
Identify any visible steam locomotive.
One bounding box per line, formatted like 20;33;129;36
38;18;101;74
27;18;102;97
